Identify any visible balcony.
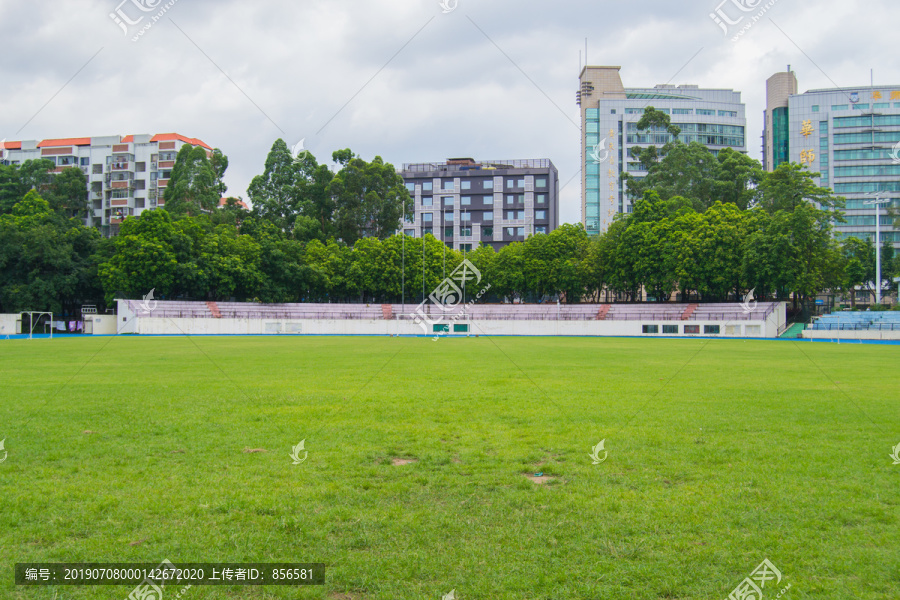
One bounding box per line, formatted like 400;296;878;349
110;162;131;171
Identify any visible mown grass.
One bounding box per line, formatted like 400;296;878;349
1;335;898;599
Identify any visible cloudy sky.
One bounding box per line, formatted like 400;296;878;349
2;0;899;225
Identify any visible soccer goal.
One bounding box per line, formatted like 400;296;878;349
19;312;54;339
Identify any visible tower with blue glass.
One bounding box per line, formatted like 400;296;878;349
578;66;747;234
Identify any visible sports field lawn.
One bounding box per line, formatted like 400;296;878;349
1;336;898;599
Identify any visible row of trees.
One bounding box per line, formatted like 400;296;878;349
0;121;898;314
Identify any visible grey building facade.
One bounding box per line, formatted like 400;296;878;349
400;158;559;251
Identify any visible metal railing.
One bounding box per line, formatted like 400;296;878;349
402;159;552;172
812;323;900;331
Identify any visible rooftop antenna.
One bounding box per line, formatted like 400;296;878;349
787;64;791;73
579;49;582;73
585;38;588;66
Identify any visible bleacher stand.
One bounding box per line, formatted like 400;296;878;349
810;311;900;332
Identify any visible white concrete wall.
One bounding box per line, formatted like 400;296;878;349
129;316;777;338
87;314;118;335
802;329;900;341
0;314;19;336
117;300;138;334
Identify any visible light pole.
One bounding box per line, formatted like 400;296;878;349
401;198;406;317
863;193;890;305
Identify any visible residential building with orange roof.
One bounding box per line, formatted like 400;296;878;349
0;132;214;235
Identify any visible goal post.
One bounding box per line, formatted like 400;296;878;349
21;311;54;339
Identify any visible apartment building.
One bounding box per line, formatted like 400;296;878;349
0;132;212;235
399;158;559;251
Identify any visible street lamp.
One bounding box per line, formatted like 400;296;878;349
401;198;406;317
863;192;890;305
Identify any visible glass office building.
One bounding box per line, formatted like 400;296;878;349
763;69;900;248
578;66;747;235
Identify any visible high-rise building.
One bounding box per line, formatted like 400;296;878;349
578;66;747;234
0;133;213;235
762;69;799;171
399;158;559;251
762;69;900;248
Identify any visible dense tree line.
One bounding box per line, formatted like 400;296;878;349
1;131;899;315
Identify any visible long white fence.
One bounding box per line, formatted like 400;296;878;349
116;300;786;338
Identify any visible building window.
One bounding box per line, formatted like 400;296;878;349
444;227;453;238
506;195;515;205
422;213;433;223
433;324;449;333
93;164;103;174
704;325;720;335
442;180;454;190
874;102;891;109
483;211;493;221
422;196;433;206
718;110;737;117
745;325;761;336
423;227;433;236
505;227;516;236
535;178;547;188
536;194;547;204
811;105;819;112
696;108;716;116
459;245;472;252
662;325;678;334
459;227;472;236
404;229;415;236
673;108;692;115
80;157;90;166
405;182;415;193
444;212;454;223
610;109;616;114
443;196;454;207
517;227;525;236
482;226;493;236
483;180;494;190
517;179;526;188
831;104;848;111
535;210;546;220
461;180;471;190
535;225;547;234
453;324;469;332
483;195;493;205
725;325;741;336
460;212;471;222
642;325;659;334
506;179;516;189
684;325;700;334
461;196;471;205
423;181;433;191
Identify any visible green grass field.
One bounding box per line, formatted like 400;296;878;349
1;336;898;600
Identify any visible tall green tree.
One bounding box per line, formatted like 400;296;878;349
329;150;408;245
756;162;844;213
163;145;224;216
840;237;874;308
45;166;89;219
0;190;100;314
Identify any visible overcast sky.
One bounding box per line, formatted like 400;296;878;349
2;0;899;225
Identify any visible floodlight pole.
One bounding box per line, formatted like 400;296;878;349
863;193;890;305
402;198;406;318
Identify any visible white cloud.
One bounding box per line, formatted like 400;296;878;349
2;0;899;225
